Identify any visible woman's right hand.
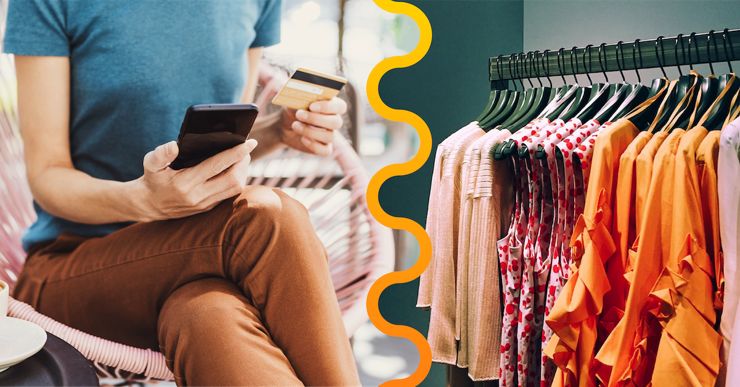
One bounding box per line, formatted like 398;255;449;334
134;139;258;222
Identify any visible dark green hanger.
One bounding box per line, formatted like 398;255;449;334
652;33;699;132
553;47;591;123
719;29;735;91
606;39;650;122
506;50;569;159
703;28;738;130
512;49;575;159
474;90;500;122
574;42;631;123
646;37;669;100
493;50;565;160
475;55;507;123
676;32;717;129
507;50;553;131
541;48;581;122
480;54;521;129
499;53;540;128
630;36;671;129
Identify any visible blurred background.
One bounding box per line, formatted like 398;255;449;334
0;0;423;385
260;2;423;384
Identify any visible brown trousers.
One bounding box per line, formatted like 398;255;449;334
13;186;361;387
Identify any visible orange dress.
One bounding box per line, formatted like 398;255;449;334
600;131;653;339
593;130;669;383
696;131;723;311
599;128;685;386
650;126;720;386
633;131;669;238
603;126;721;387
543;118;639;387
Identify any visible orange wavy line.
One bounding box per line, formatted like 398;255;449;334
365;1;433;386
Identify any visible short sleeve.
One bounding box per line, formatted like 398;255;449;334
3;0;69;56
250;0;282;48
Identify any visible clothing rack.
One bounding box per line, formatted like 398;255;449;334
489;28;740;87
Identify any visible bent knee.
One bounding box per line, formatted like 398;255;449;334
232;186;312;229
159;279;248;333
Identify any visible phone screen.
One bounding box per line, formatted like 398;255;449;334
169;104;259;170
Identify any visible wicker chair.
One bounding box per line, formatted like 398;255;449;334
0;57;394;382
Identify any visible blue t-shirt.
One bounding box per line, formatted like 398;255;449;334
4;0;282;251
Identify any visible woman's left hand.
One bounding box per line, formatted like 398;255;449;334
280;97;347;156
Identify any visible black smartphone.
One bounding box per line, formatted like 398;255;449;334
169;103;259;170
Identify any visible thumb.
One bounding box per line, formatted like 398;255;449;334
143;141;179;173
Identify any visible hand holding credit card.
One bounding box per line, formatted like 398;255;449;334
272;68;347;110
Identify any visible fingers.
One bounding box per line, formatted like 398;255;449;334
309;98;347;115
295;108;343;131
202;154;251;202
299;135;333;156
191;139;257;181
291;121;335;144
143;141;178;173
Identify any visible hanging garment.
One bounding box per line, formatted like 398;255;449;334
599;131;652;342
426;126;484;364
419;123;480;310
499;157;530;387
602;128;686;386
465;130;514;380
575;122;608;191
648;125;720;387
517;151;544;387
516;118;577;387
540;127;564;387
544;117;640;387
538;118;595;386
604;73;728;386
457;130;500;369
718;117;740;386
696;130;723;311
633;131;669;238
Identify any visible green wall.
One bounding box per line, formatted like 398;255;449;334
523;0;740;85
377;1;524;385
377;1;739;385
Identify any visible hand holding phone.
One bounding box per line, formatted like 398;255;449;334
136;138;257;222
170;104;259;170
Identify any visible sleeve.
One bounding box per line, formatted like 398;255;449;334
250;0;282;48
3;0;69;56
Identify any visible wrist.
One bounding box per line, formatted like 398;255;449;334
250;110;287;160
121;178;161;223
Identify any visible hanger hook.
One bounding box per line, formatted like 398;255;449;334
707;30;716;75
723;28;734;73
598;42;609;82
507;54;516;91
633;39;643;83
517;53;526;90
542;49;552;87
557;47;567;84
616;41;626;82
513;53;520;89
655;36;668;78
496;54;504;81
583;44;593;84
570;46;579;84
688;32;697;71
525;52;534;88
675;33;685;76
520;53;528;89
533;50;543;87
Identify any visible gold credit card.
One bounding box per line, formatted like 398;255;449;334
271;68;347;110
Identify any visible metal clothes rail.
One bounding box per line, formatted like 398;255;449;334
489;28;740;85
